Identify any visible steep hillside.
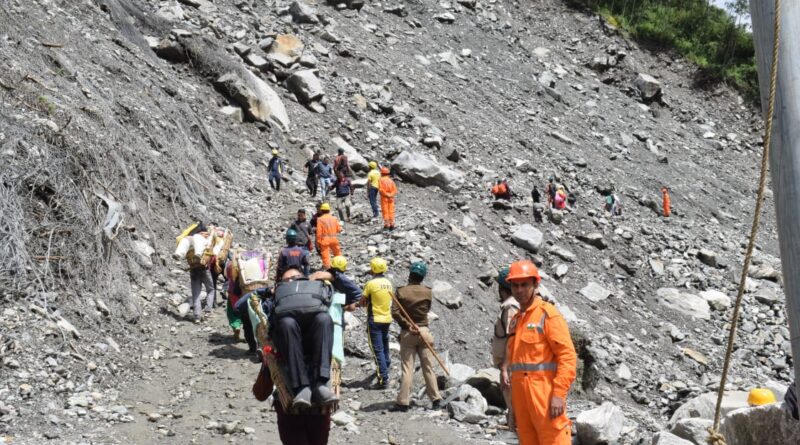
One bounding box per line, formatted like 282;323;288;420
0;0;791;444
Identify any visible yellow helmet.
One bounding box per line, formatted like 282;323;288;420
272;149;279;156
747;388;776;406
320;202;331;211
331;256;347;272
369;161;378;169
370;257;388;274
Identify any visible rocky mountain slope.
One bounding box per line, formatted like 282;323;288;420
0;0;794;443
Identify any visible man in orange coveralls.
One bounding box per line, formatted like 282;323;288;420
501;260;577;445
315;203;342;269
378;167;397;230
661;186;671;217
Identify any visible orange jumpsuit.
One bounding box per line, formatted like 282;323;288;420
316;213;342;269
507;298;577;445
662;189;671;217
378;176;397;229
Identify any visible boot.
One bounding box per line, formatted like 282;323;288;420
312;383;339;406
292;386;312;409
233;329;241;342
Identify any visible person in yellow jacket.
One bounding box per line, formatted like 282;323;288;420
367;161;381;220
359;257;393;388
378;167;397;230
501;260;577;445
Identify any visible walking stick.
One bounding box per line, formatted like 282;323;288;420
390;294;450;376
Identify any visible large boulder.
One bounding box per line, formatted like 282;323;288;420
698;289;731;311
634;73;662;102
330;137;368;172
511;224;544;253
286;70;324;104
214;71;290;130
445;363;476;387
432;280;462;309
652;432;693;445
576;402;625;445
466;368;504;408
671;417;712;445
288;1;319;23
391;151;464;193
669;392;750;427
446;384;488;424
720;403;800;445
656;288;711;320
577;232;608;250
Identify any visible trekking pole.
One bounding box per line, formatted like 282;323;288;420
390;294;450;376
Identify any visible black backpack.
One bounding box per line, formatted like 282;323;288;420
273;279;331;319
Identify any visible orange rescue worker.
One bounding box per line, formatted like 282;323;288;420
378;167;397;230
315;203;342;269
501;260;576;445
661;187;671;217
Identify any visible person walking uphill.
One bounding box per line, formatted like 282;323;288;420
391;262;444;412
331;171;354;223
268;149;284;192
315;203;342;270
367;161;381;220
492;266;520;431
501;260;577;445
316;156;334;200
276;229;310;281
661;186;671;217
360;257;394;389
378;167;397;230
304;152;320;197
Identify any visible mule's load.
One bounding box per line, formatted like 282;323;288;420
232;250;272;294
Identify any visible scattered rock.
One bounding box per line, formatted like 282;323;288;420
634;73;662;102
576;402;625;445
432;280;462;309
288;1;319;24
656;288;711;320
286;69;325;105
511;224;544;253
720;403;800;445
580;282;612;303
698;290;731;311
652;432;694;445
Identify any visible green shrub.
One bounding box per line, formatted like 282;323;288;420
570;0;758;102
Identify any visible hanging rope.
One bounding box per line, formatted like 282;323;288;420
706;1;782;444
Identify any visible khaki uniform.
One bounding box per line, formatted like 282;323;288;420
393;285;441;406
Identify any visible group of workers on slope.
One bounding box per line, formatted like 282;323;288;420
269;148;398;230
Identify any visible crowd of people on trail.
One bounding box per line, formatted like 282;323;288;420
490;174;680;223
171;147;691;445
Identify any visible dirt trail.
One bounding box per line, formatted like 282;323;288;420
113;286;498;444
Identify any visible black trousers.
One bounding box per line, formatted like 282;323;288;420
273;312;333;389
241;311;257;352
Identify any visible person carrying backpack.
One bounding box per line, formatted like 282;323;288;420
268;149;284;192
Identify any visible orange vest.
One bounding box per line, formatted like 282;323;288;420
507;298;577;399
316;214;341;238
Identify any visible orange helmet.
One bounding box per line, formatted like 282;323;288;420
380;167;390;175
506;260;541;284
